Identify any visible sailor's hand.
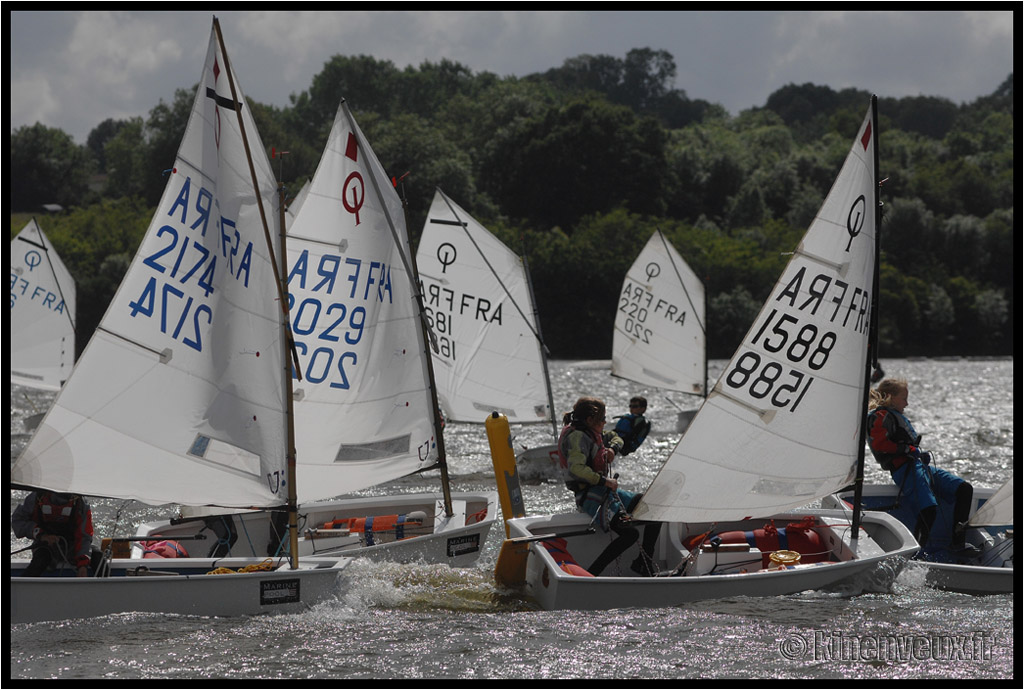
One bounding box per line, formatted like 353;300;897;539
40;533;59;546
603;476;619;491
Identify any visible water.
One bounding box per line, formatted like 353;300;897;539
9;358;1015;679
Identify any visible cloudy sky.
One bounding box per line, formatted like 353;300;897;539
9;9;1015;144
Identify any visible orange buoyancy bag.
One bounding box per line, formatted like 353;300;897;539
542;537;594;577
321;512;426;545
711;518;827;568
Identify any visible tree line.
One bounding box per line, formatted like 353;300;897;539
10;49;1014;359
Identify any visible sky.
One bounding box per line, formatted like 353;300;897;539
8;9;1016;145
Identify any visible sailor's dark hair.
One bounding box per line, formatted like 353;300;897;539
562;396;606;427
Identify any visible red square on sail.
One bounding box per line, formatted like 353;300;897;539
861;122;872;150
345;132;359;162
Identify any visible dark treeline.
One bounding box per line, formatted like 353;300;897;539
10;49;1015;359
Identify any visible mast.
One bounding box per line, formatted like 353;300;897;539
213;17;301;567
852;95;881;544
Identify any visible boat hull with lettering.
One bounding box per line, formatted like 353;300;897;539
10;556;349;624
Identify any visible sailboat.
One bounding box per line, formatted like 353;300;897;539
824;477;1013;594
494;97;918;610
612;229;706;432
130;113;497;566
11;219;77;429
11;219;76;391
416;189;557;430
412;189;562;478
10;19;350;624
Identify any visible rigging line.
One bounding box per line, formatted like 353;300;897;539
212;20;283;308
212;18;302;383
852;95;881;542
214;17;301;568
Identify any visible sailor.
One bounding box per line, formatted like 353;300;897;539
558;396;661;576
612;396;651;455
12;490;99;577
867;377;974;560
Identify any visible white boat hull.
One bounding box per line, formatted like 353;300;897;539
824;485;1013;595
10;556;349;624
132;492;498;567
503;509;917;611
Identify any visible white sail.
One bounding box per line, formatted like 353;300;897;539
12;28;288;508
286;103;440;500
612;229;705;395
10;219;77;391
415;189;553;425
635;104;878;523
969;477;1014;526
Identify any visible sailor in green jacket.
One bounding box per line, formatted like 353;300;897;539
558;396;661;576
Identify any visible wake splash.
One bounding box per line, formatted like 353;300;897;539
309;559;533;618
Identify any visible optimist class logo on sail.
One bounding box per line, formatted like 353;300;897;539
10;247;69;315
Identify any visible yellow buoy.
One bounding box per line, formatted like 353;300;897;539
485;412;525;537
487;411;534;588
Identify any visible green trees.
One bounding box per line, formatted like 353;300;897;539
9;51;1014;359
11;124;94;210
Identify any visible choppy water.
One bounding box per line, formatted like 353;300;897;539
9;358;1015;679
